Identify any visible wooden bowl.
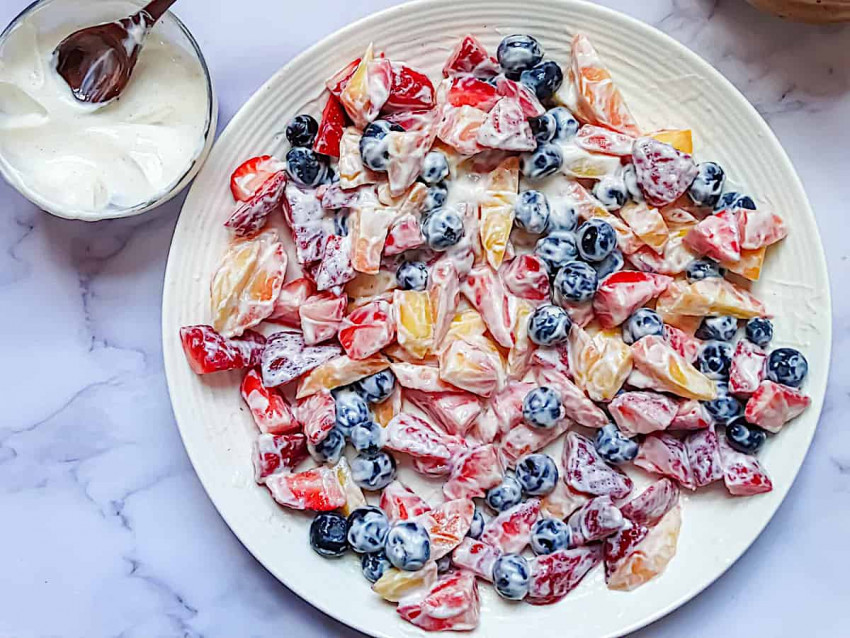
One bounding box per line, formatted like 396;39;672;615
747;0;850;22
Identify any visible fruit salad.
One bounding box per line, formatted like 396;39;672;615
180;31;811;631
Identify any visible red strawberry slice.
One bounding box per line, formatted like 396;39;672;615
669;399;712;431
384;214;424;256
313;234;355;292
718;435;773;496
563;432;634;499
493;76;545;117
502;254;550;301
282;182;331;265
634;433;696;490
729;339;767;396
451;537;501;581
684;209;741;263
386;413;455;463
313;94;347;158
397;571;480;632
442;34;497;78
260;331;341;387
338;299;395;360
447;76;501;111
252;432;308;483
460;265;515;348
592;270;672;329
576;124;636;156
384;63;436;113
299;292;346;345
380;480;431;523
619;478;680;527
180;325;266;375
609;391;678;436
663;325;701;364
269;278;315;326
737;209;788;250
419;498;475;559
241;368;299;434
685;427;723;487
265;466;346;511
567;495;625;545
500;420;571;468
603;520;649;582
477;97;536;151
480;498;541;554
296;390;336;445
632;137;698;207
406;389;482;438
326;57;361;97
527;545;603;605
230;155;287;202
534;367;610;429
225;170;287;237
443;444;504;500
745;380;811;433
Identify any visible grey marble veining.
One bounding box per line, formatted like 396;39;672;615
0;1;847;636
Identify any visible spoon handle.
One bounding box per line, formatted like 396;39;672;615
142;0;179;22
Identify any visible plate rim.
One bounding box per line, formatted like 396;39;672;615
161;0;833;635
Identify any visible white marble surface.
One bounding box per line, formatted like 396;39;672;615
0;0;847;636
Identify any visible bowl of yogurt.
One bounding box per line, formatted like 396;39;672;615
0;0;216;221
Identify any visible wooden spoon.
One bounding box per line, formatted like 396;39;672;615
53;0;178;105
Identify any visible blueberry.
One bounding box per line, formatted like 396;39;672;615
704;384;743;425
333;387;370;435
421;207;464;250
360;120;404;171
554;261;598;303
355;369;396;403
550;107;579;141
351;451;397;491
396;261;429;291
546;204;578;234
527;304;572;346
350;420;386;453
286;113;319;148
593;175;628;211
492;554;530;600
286;147;329;188
515;190;550;234
745;318;774;348
347;506;390;554
714;191;756;212
437;555;453;574
485;475;524;512
467;507;485;539
515;454;559;496
521;142;563;180
725;418;767;454
334;211;349;237
592;249;624;281
497;34;543;74
577;219;617;262
622;163;644;202
530;518;572;555
534;232;579;273
423;181;449;212
686;258;726;283
421;151;450;184
696;316;738;342
529;112;557;143
622;308;664;345
523;386;563;428
697;341;733;380
308;428;346;464
520;61;564;102
310;512;349;557
594;423;639;464
360;550;392;583
385;521;431;571
688;162;726;208
767;348;808;388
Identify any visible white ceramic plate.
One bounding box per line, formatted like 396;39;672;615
162;1;831;636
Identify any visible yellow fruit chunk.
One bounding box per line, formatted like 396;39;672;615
297;353;390;398
631;335;717;401
378;181;428;216
373;561;438;602
373;385;402;427
394;289;434;359
560;143;622;179
668;278;767;319
445;309;487;343
333;457;367;516
649;129;693;154
439;335;504;398
345;270;397;299
350;204;400;274
620;202;669;255
338;128;379;189
479;157;519;270
586;330;633;401
428;260;461;350
608;505;682;591
722;247;766;282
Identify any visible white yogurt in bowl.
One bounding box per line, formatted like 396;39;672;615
0;0;216;220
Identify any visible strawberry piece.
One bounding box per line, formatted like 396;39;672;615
737;209;788;250
476;97;536;151
299;292;346;345
339;45;392;128
533;367;609;429
468;407;500;446
631;137;698;207
241;368;299;434
384;63;436;113
260;331;341;387
634;432;696;490
527;545;603;605
620;478;680;527
609;391;678;437
439;336;505;398
481;498;541;554
338;299;395;360
386;413;455;464
718;435;774;496
490;380;536;435
501;419;572;468
390;362;458;392
437;105;488;155
669;399;712;431
384;214;424;256
429;260;462;348
502;254;550;301
180;325;265;375
745;380;811;433
460;265;515;348
532;344;572;377
386;111;441;196
397;571;480;632
628;227;699;275
313;94;347;158
451;537;500;581
729;339;767;396
317;182;364;210
444;444;504;500
442;34;497;78
229;155;287;202
295;390;336;445
685;427;723;487
268;278;315;326
296;353;390;398
684;209;741;263
493;75;545;117
575;124;635;156
592;271;672;329
663;324;700;364
419;499;475;559
568;495;625;545
541;480;590;520
507;300;535;380
563;432;634;499
326;57;361;97
619;201;669;255
265;466;346;511
252;433;308;483
313;234;355;292
406;389;482;438
282;181;331;265
380;480;431;523
225;170;288;236
605;505;681;591
603;520;649;584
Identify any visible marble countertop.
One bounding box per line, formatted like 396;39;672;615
1;1;848;636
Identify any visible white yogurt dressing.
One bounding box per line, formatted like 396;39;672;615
0;0;210;217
